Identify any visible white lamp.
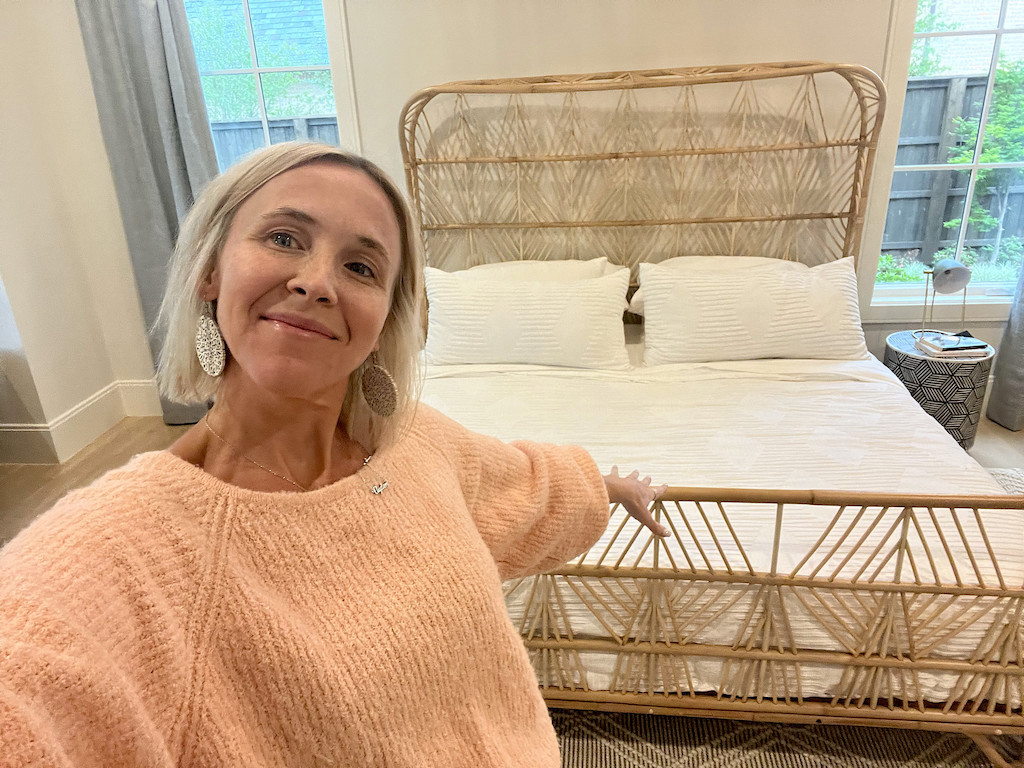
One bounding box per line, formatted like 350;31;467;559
917;258;972;335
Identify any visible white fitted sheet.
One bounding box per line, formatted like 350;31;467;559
420;347;1022;701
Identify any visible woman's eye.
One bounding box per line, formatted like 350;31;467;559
271;232;295;248
347;262;375;278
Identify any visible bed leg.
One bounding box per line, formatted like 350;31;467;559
968;734;1024;768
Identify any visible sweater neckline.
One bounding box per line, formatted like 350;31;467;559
135;447;395;507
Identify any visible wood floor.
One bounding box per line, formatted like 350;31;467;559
0;418;189;546
2;413;1024;547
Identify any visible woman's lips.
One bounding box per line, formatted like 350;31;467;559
262;313;337;339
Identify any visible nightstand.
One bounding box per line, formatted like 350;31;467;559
883;330;995;450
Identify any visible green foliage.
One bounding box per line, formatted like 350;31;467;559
186;0;334;124
185;1;250;71
877;253;925;283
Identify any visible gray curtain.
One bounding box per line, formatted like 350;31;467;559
986;265;1024;430
75;0;217;424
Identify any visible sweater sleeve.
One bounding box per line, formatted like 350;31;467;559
421;407;611;581
0;500;186;767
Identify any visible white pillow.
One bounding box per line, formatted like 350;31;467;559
457;257;620;281
425;266;630;368
640;256;868;364
629;256;804;315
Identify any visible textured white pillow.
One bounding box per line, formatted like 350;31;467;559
629;256;802;315
641;256;868;364
425;266;630;368
458;257;620;281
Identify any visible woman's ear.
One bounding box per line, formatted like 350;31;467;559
199;266;220;302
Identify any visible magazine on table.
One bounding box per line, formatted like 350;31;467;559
914;331;990;358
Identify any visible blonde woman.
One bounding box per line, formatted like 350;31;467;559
0;143;666;767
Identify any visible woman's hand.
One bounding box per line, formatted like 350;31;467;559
603;466;670;537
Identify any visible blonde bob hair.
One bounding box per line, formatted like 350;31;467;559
155;142;424;449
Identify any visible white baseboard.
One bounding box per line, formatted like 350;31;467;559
117;378;163;417
0;379;161;464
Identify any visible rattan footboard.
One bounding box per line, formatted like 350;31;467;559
517;487;1024;764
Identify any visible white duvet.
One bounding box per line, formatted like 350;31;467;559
420;349;1022;701
422;353;1002;495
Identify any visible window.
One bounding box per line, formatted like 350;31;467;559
183;0;339;171
876;0;1024;298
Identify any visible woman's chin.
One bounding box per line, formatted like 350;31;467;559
226;359;350;405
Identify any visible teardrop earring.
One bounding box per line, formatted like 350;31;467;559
360;353;397;417
195;302;226;377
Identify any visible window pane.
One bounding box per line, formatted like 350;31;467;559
960;168;1024;283
248;0;330;68
878;169;972;283
200;73;260;121
909;33;995;78
916;0;1002;33
1005;0;1024;29
905;36;994;164
260;71;335;120
183;0;252;71
200;74;264;170
979;37;1024;163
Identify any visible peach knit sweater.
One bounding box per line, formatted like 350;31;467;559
0;405;609;767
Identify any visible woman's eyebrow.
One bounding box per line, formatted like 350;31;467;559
262;207;390;258
261;207;318;225
357;235;390;259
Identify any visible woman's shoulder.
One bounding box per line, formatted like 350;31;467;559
402;403;486;453
1;451;203;580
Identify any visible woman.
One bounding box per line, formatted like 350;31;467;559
0;143;666;766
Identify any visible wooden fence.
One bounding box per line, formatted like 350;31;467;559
209;116;340;171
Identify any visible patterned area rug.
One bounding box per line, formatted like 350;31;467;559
552;468;1024;767
553;710;991;767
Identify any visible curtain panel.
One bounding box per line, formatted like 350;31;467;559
987;267;1024;431
75;0;218;424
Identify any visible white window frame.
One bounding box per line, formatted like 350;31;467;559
862;0;1023;324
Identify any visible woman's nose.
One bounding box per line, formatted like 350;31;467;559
287;254;337;304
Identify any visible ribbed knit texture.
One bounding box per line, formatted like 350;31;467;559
0;405;609;767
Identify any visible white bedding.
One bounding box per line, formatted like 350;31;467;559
420;343;1022;701
422;350;1002;495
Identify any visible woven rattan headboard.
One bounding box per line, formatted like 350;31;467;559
399;61;885;275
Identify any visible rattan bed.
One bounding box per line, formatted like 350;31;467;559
399;62;1024;765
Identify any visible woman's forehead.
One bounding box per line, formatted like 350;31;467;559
235;163;401;245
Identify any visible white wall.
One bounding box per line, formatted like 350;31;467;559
334;0;898;183
0;0;160;463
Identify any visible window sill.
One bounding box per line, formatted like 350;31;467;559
863;292;1012;324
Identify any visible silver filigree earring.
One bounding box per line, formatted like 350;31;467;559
195;302;226;377
360;353;397;417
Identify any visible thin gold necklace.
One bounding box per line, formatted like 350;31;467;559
202;414;389;495
203;414;307;491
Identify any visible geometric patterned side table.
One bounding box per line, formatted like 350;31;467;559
883;330;995;450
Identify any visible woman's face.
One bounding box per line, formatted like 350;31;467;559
201;162;402;404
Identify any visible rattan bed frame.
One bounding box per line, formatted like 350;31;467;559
399;62;1024;765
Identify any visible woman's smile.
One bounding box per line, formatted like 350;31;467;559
261;312;338;340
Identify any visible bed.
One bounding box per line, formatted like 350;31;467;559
399;62;1024;765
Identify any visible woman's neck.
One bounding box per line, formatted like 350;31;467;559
171;370;368;492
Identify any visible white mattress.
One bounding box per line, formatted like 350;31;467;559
420;342;1022;702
